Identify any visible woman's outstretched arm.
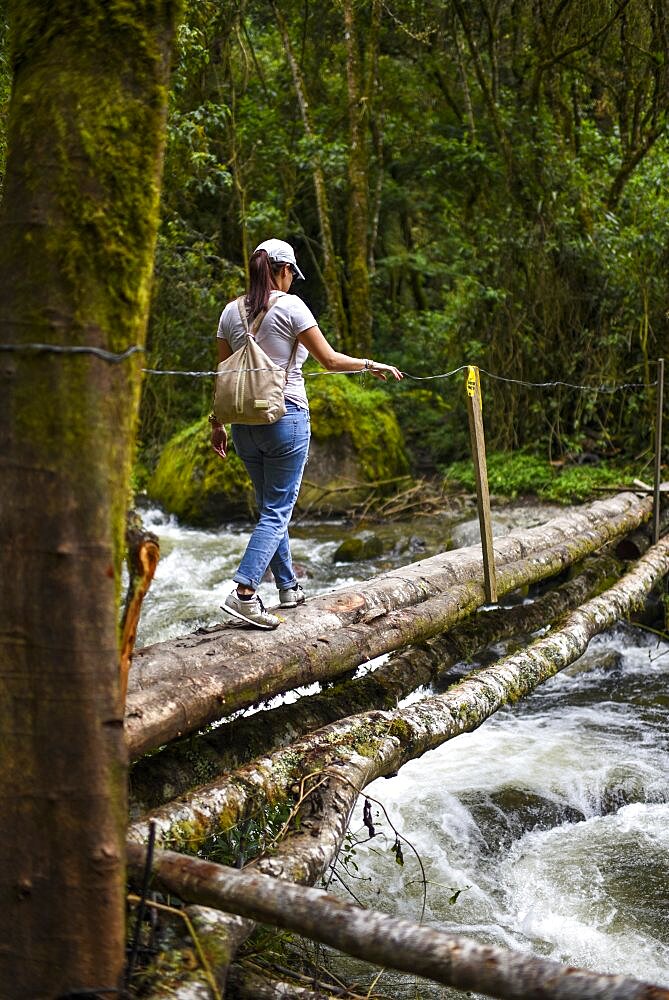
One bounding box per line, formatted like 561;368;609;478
298;326;402;381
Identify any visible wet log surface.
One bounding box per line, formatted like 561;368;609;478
125;492;653;758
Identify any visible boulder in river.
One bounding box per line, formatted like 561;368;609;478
146;376;410;526
333;532;384;562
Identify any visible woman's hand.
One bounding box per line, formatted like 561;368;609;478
367;361;403;381
209;417;228;459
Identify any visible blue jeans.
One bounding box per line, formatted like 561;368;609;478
231;402;310;592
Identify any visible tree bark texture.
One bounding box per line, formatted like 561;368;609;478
125;493;653;758
0;2;179;995
127;534;669;859
126;846;669;1000
129;550;620;814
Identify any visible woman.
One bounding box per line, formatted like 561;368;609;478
214;237;402;629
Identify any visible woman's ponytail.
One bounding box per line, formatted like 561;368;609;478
246;249;280;321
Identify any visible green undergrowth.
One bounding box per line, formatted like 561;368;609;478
444;450;638;503
160;800;295;868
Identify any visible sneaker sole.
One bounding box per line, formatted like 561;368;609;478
278;599;304;608
221;603;279;630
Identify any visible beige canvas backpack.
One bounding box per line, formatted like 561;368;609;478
213;295;299;425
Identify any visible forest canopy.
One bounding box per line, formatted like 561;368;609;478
2;0;667;470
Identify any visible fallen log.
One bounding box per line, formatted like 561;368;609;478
126;845;669;1000
128;535;669;853
129;550;620;813
128;537;669;996
126;492;654;757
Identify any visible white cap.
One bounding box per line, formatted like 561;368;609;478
254;238;305;280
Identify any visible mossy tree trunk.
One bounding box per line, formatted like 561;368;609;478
271;0;349;349
0;2;180;995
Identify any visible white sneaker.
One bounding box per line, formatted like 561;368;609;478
278;584;306;608
222;591;280;630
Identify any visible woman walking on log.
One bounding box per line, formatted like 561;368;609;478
213;238;402;630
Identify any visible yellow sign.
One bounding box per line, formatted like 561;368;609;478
466;366;478;397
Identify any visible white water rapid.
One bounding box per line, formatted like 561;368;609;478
132;503;669;997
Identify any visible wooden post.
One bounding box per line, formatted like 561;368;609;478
653;358;665;545
465;366;497;603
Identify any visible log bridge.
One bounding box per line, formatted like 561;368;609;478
126;491;669;1000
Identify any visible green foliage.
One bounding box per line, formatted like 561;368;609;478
194;801;294;868
445;450;635;504
146;375;409;525
126;0;669;467
307;374;409;483
147;417;255;525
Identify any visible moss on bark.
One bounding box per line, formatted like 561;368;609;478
0;2;182;993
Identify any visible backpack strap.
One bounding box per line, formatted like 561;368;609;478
236;292;301;375
236;291;285;337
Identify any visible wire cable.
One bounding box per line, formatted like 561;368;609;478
0;343;657;394
0;342;144;362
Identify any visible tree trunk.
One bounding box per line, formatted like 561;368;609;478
125;492;653;758
127;534;669;855
342;0;377;356
129;550;620;814
0;2;179;994
271;1;348;348
126;845;669;1000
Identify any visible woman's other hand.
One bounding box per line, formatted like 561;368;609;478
210;418;228;459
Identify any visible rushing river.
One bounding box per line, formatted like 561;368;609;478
134;503;669;996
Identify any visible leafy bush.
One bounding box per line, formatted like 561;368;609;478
445;451;635;503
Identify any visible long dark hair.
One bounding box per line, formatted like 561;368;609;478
245;249;283;321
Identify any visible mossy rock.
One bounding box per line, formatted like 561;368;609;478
333;533;384;562
146;378;410;525
147;419;255;526
302;376;410;513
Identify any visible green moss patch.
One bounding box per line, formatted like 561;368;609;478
445;450;636;503
147;418;255;526
147;377;411;525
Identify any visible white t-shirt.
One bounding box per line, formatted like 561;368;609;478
216;291;315;410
